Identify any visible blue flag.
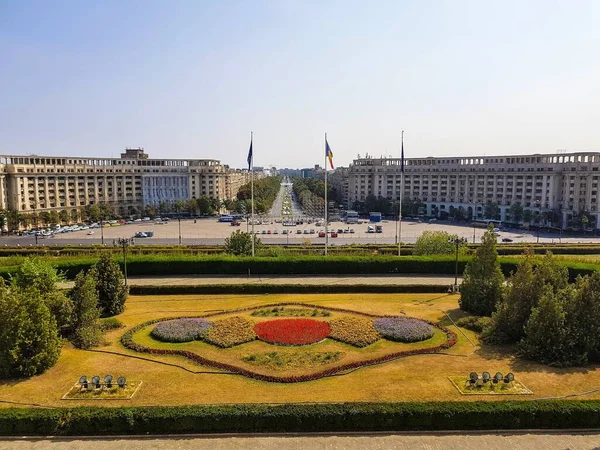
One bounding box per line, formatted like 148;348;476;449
247;138;253;171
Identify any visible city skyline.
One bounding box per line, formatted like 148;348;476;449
1;0;599;168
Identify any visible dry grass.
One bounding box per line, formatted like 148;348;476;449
1;292;600;408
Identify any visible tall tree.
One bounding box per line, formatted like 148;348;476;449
0;284;62;378
70;270;101;349
507;203;524;223
459;225;504;316
94;253;128;317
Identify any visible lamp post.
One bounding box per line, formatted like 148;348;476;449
471;201;478;244
449;236;467;290
32;202;38;245
117;237;134;286
536;201;541;244
178;217;182;245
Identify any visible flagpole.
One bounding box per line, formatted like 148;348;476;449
324;133;328;256
250;132;255;257
398;130;404;257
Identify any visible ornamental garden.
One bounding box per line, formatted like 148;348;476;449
122;303;455;382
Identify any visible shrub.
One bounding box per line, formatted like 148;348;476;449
254;319;331;346
204;316;256;348
455;315;491;333
100;317;124;331
94;253;128;317
328;316;380;347
150;318;212;343
374;317;434;343
224;230;262;256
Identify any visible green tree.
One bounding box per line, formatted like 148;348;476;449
49;210;60;225
0;284;62;378
507;203;524;223
564;272;600;363
59;210;69;224
484;251;568;344
414;231;465;256
70;270;101;349
12;259;74;334
85;204;101;222
484;202;500;220
173;200;186;214
144;204;157;218
224;230;262;256
523;209;533;224
187;198;198;216
459;225;504;316
70;209;79;223
94;253;128;317
519;285;580;367
197;195;214;215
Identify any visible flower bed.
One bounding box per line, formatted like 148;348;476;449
254;319;331;346
374;317;434;343
251;307;331;317
328;316;380;347
204;316;256;348
150;318;212;343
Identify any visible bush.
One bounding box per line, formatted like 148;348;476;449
373;317;435;343
455;316;491;333
100;317;124;331
94;253;128;317
204;316;256;348
224;230;262;256
150;318;212;343
328;316;380;347
3;401;600;435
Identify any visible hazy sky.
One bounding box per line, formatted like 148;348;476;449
1;0;599;169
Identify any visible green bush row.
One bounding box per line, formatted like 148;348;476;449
0;255;596;281
1;401;600;435
128;284;450;295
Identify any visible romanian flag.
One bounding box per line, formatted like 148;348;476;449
325;139;334;169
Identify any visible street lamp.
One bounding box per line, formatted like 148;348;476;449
449;236;468;290
178;217;182;245
117;237;134;286
535;201;541;244
32;202;38;245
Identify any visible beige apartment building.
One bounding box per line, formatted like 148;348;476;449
0;148;250;217
347;152;600;229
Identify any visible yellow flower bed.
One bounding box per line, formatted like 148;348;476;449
328;316;380;347
204;316;256;348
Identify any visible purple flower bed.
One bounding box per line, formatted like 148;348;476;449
373;317;434;343
150;318;212;343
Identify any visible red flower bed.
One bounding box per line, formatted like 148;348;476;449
254;319;331;346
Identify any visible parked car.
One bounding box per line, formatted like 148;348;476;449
331;232;338;238
502;237;513;242
318;231;326;237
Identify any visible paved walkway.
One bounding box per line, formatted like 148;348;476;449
59;274;461;289
2;432;600;449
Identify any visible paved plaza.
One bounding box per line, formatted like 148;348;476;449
2;432;600;450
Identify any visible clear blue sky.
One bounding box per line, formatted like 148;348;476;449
1;0;599;169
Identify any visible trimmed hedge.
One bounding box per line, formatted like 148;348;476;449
2;401;600;435
0;255;596;281
129;284;451;295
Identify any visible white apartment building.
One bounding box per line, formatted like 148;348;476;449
0;148;250;217
348;152;600;229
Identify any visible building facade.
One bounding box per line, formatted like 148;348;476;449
347;152;600;229
0;148;250;217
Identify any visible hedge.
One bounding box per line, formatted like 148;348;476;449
0;255;596;281
2;401;600;435
129;284;450;295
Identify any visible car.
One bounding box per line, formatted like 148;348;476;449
367;226;375;233
343;229;349;233
261;230;267;234
309;229;315;234
87;230;95;235
318;231;326;237
331;232;338;238
142;217;151;221
349;228;355;234
273;229;279;234
282;229;288;235
303;230;310;234
267;230;272;234
502;237;513;242
296;229;303;234
337;229;344;234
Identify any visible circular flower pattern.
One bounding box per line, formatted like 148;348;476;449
373;317;434;343
150;318;212;343
254;318;331;346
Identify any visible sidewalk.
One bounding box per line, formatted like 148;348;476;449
59;274;461;289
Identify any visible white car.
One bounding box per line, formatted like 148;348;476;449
87;230;95;235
